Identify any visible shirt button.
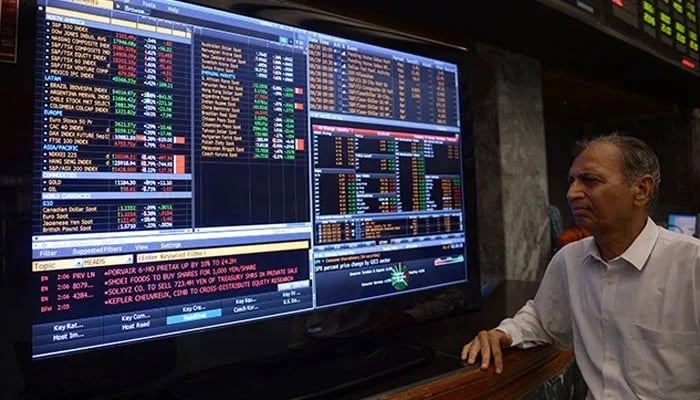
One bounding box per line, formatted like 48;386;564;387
607;278;615;285
607;356;616;363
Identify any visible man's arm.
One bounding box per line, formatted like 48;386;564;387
460;300;553;374
461;251;573;372
495;299;554;348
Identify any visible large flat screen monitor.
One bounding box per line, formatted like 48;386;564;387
23;0;480;397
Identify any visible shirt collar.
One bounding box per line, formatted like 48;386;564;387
584;217;659;270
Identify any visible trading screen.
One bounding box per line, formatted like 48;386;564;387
547;0;700;71
32;0;468;358
607;0;699;65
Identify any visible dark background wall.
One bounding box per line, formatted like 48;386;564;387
541;66;694;228
0;2;34;171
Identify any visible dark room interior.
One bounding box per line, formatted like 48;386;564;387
1;1;699;399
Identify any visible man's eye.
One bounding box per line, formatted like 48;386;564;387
569;176;598;185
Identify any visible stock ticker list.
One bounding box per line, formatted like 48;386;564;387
194;37;310;227
308;41;459;126
35;18;192;235
313;124;463;244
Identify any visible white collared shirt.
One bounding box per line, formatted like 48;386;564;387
497;218;700;400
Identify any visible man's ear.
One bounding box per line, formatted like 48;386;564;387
632;175;654;208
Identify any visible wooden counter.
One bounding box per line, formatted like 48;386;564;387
376;346;575;400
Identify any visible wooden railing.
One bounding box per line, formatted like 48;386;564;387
376;346;575;400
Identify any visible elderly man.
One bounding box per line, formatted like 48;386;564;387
461;133;700;399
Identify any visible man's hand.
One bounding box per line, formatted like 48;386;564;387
460;329;513;374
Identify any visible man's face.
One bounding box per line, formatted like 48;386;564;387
566;142;637;235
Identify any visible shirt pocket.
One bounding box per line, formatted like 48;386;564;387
623;322;700;400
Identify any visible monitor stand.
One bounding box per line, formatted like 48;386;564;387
165;335;435;400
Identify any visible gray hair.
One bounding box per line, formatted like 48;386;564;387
574;132;661;212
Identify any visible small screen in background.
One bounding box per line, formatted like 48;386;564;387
667;213;697;237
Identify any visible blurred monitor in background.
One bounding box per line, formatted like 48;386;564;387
667;213;698;237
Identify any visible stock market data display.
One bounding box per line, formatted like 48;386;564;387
312;124;462;245
545;0;700;71
637;0;699;61
31;0;469;358
192;30;310;228
36;17;192;235
307;39;459;127
608;0;699;60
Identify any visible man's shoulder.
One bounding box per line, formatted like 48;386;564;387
657;226;700;247
556;236;594;254
551;236;595;265
656;227;700;257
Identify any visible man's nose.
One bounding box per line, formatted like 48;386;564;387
567;181;583;201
